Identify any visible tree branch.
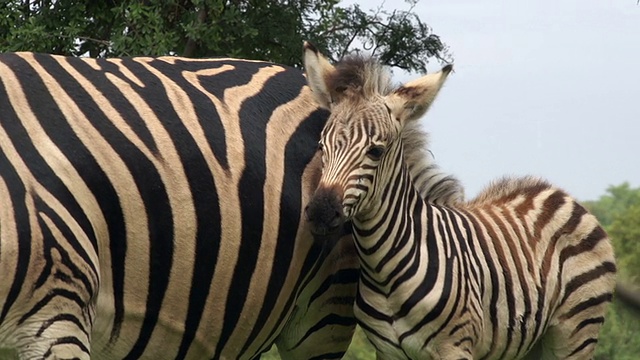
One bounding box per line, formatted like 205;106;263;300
616;282;640;312
75;35;111;46
339;28;362;59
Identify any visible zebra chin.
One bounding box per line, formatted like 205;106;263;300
305;184;348;239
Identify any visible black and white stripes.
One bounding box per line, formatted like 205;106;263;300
0;50;463;359
304;44;616;359
0;52;352;360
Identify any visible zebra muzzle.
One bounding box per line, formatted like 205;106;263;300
305;185;345;238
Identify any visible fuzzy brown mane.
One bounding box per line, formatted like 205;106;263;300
468;176;555;205
325;54;394;102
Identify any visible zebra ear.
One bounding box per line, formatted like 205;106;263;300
303;41;336;109
385;65;453;125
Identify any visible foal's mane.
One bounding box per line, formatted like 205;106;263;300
325;54;464;205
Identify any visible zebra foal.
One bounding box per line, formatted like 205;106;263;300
303;43;616;359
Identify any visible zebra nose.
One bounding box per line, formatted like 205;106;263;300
305;187;345;237
304;205;340;223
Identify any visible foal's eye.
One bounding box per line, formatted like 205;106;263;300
317;142;324;152
366;145;385;160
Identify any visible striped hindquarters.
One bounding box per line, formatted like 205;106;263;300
460;177;617;359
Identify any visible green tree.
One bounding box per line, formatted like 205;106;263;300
608;203;640;281
584;183;640;229
261;326;376;359
584;182;640;359
584;182;640;281
0;0;450;72
595;296;640;360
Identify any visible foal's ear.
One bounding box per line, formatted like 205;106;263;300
303;41;336;109
385;65;453;126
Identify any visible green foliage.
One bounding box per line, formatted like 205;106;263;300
584;182;640;359
608;203;640;281
584;182;640;281
584;183;640;228
259;326;376;359
0;0;450;72
342;326;376;360
595;299;640;360
0;348;17;360
259;344;280;360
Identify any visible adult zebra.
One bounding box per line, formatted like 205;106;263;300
0;51;463;359
303;45;617;359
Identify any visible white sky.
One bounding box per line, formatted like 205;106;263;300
385;0;640;201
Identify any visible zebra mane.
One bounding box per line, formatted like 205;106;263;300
326;54;394;99
469;176;554;205
402;122;465;205
328;54;465;205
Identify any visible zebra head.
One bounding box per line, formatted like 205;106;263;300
302;42;452;238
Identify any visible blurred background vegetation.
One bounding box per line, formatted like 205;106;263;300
0;0;450;72
584;183;640;360
1;1;638;358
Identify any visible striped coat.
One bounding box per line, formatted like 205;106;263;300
0;51;463;359
303;44;616;359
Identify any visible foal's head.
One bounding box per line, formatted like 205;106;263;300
303;42;452;237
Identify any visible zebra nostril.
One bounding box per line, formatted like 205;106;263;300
306;186;345;236
329;210;342;229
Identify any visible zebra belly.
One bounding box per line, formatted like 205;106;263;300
88;264;298;359
90;305;212;359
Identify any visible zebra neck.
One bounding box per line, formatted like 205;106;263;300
352;163;428;287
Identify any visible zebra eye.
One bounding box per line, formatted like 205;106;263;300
366;145;385;160
317;142;324;152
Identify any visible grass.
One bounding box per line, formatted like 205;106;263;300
261;326;376;359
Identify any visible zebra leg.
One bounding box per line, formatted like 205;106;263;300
375;350;390;360
432;345;474;360
14;306;94;360
375;349;416;360
275;234;359;360
542;226;616;359
543;282;615;357
542;309;608;360
9;242;97;359
374;345;473;360
522;340;544;360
